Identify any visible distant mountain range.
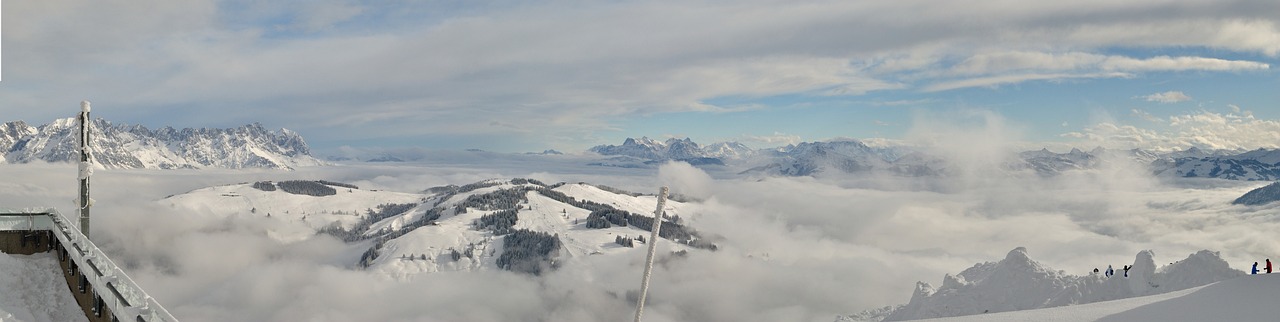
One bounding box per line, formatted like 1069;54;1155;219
588;137;755;165
1;118;321;170
592;137;1280;181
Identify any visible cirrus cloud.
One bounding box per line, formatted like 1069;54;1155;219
1138;91;1194;103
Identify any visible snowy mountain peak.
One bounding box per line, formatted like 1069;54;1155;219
1;117;322;170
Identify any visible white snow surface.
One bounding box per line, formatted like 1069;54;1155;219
877;247;1243;321
918;274;1280;321
0;252;88;322
163;182;424;242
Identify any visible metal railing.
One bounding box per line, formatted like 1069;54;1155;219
0;208;178;322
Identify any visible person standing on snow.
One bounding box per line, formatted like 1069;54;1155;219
1106;265;1113;277
1253;262;1259;275
1267;259;1273;274
1123;265;1130;278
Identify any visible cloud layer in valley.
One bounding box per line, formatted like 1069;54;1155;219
3;121;1278;321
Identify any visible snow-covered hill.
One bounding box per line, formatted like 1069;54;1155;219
1;118;322;170
849;247;1243;321
163;180;425;242
1232;182;1280;206
162;178;716;280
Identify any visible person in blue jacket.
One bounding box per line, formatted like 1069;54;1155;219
1253;262;1259;275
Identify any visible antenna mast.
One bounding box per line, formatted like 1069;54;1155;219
633;186;668;322
78;101;93;237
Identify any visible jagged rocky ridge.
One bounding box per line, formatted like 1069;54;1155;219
589;137;754;165
856;247;1243;321
1;118;321;170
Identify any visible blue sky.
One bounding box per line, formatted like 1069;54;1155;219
2;0;1278;154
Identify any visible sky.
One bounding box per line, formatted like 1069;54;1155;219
2;0;1279;154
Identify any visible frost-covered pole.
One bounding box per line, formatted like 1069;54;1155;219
633;186;668;322
78;101;93;237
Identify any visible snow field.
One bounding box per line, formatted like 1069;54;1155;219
0;252;88;322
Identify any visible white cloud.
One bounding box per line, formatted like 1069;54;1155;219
950;52;1268;76
1131;108;1163;122
923;72;1132;92
1138;91;1193;103
8;155;1275;321
1102;56;1269;72
1;0;1277;150
1065;107;1280;151
738;132;803;147
927;52;1268;91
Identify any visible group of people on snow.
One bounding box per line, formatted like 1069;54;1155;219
1092;259;1276;276
1252;259;1273;275
1092;264;1131;278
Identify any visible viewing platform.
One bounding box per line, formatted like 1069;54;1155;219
0;208;177;322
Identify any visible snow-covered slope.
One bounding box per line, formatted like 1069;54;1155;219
1232;182;1280;206
163;180;424;242
905;274;1280;322
0;252;88;322
1;118;322;170
162;178;716;280
359;180;710;280
868;247;1242;321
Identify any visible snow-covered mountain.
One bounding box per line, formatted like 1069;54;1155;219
1152;148;1280;181
162;178;716;279
588;136;1280;182
1011;148;1100;177
589;137;753;163
744;139;924;176
860;247;1242;321
0;118;321;170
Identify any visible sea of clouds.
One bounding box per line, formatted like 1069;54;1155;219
2;119;1277;321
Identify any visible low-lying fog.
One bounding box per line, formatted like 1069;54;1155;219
1;152;1275;321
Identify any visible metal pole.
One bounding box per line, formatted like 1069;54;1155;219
78;101;92;237
633;186;668;322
